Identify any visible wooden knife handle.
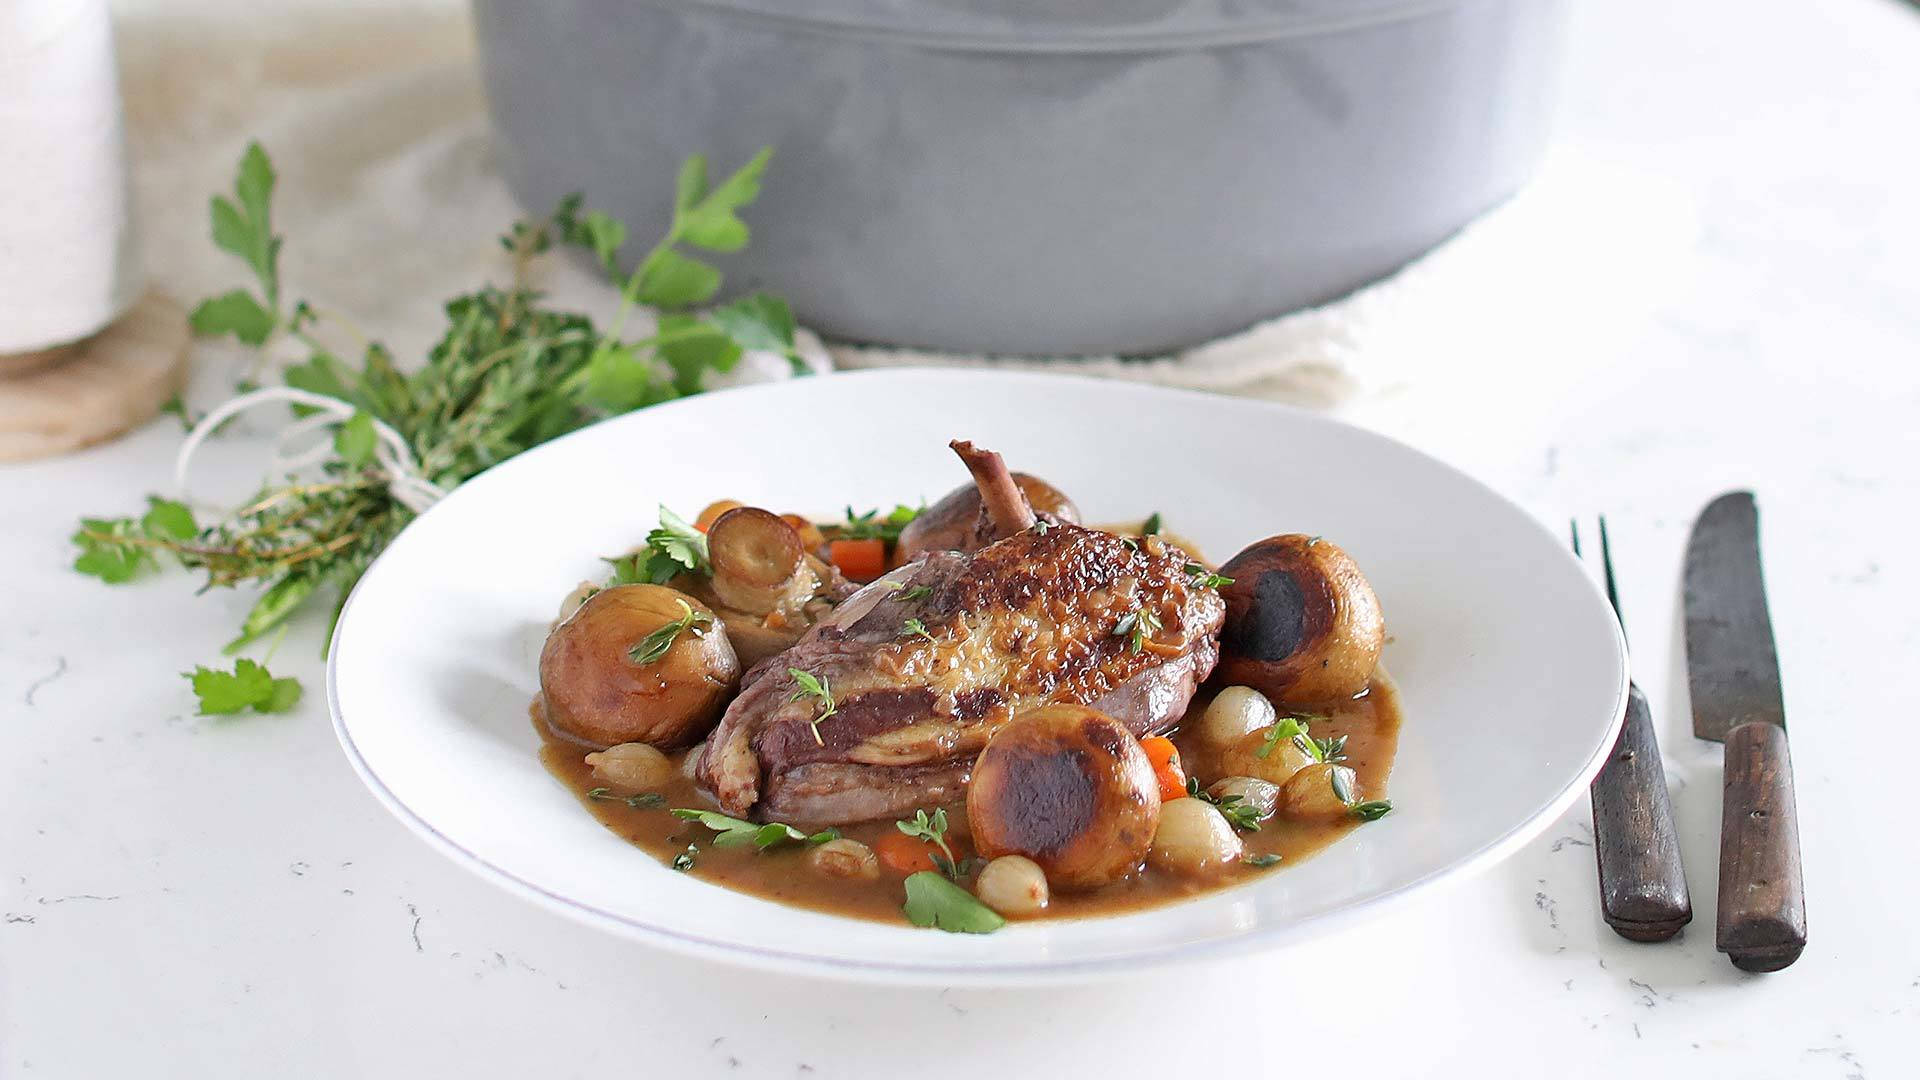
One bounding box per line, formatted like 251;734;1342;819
1717;721;1806;971
1589;684;1692;941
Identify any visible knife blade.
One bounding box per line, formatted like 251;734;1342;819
1683;491;1805;971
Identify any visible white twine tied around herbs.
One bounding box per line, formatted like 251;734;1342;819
173;386;448;515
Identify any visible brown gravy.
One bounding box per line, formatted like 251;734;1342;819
535;679;1400;925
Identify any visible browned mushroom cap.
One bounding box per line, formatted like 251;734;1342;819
966;704;1160;890
708;507;815;616
539;584;739;750
1214;535;1384;706
895;473;1080;563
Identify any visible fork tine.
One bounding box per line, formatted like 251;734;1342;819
1597;515;1626;647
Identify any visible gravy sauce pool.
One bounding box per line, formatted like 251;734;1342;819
535;677;1401;924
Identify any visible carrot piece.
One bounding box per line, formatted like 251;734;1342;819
874;830;943;875
781;513;826;550
829;537;887;582
694;500;747;532
1140;735;1187;802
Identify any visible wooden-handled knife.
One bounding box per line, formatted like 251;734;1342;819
1683;491;1806;972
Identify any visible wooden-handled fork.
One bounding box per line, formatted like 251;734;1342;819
1573;518;1693;941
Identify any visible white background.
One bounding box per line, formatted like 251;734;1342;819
5;0;1918;1076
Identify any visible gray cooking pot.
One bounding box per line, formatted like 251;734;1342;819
473;0;1568;355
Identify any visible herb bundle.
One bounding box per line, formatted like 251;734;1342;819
72;143;800;708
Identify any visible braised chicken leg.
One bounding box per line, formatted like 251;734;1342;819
696;442;1226;824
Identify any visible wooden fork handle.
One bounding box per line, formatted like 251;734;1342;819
1717;721;1806;972
1589;683;1692;941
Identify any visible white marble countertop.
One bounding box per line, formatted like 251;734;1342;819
5;0;1918;1076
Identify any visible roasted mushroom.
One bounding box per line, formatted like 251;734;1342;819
539;584;739;749
1214;535;1383;706
707;507;819;616
894;472;1079;563
966;704;1160;890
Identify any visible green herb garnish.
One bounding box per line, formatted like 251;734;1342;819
1315;734;1349;763
896;809;959;878
71;497;199;584
76;140;794;697
628;598;712;665
901;871;1005;934
1328;765;1359;806
787;667;838;745
671;844;698;872
185;657;301;716
1112;607;1163;654
1353;800;1394;821
588;788;666;810
1141;512;1162;535
670;808;838;850
901;617;934;641
1254;717;1311;760
1183;562;1233;590
894;584;932;603
1187;776;1263;832
1242;853;1283;868
837;505;922;543
608;506;710;585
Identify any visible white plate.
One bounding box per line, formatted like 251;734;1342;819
329;369;1626;984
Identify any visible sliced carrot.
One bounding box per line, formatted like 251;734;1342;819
829;537;887;582
694;499;747;532
1140;735;1187;802
874;830;944;875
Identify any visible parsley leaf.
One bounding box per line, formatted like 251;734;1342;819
901;870;1005;934
708;292;801;371
670;808;837;850
648;506;710;574
672;147;771;252
655;313;743;395
189;290;275;345
141;497;198;541
192;141;281;342
604;506;711;586
838;505;922;543
71;497;201;583
186;657;301;716
1254;717;1312;760
334;411;376;469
